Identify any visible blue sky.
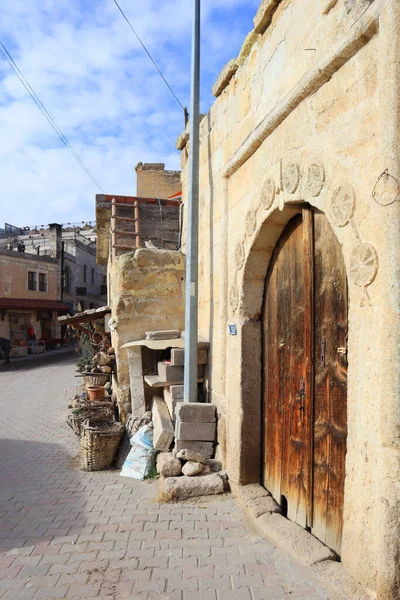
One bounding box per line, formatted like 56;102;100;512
0;0;259;227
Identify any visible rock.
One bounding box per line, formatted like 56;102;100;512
108;347;115;355
182;461;203;476
173;440;214;459
99;365;112;373
201;465;212;474
218;470;229;480
156;452;182;478
163;473;224;500
205;459;222;472
95;351;112;366
176;449;207;464
9;346;28;358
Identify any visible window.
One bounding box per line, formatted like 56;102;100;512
39;273;47;292
28;271;37;291
91;268;95;285
102;275;107;285
83;264;88;283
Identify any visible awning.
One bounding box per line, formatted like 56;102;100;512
0;298;70;311
57;306;111;325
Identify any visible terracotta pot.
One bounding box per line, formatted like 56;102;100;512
87;385;105;402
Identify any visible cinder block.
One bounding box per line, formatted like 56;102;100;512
152;396;174;451
170;347;208;366
175;402;216;423
157;362;184;382
173;440;214;459
175;421;216;442
169;385;184;400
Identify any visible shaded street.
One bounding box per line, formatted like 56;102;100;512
0;353;340;599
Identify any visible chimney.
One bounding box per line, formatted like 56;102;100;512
48;223;62;259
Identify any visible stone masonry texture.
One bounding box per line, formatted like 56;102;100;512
0;351;341;599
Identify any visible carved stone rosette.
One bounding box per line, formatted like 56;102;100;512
329;183;356;227
235;241;245;270
245;209;257;237
261;178;276;210
229;284;239;312
282;162;300;194
307;163;325;197
350;243;378;287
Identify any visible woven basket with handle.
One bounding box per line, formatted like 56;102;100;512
80;419;124;471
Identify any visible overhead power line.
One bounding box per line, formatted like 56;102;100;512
0;41;106;193
112;0;186;113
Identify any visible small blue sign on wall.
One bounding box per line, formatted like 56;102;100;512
228;324;237;336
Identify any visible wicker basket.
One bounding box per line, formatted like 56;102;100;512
84;373;110;388
80;419;124;471
67;402;115;436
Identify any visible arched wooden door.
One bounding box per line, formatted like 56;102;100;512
262;208;347;556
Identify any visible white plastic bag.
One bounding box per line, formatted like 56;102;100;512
120;423;156;480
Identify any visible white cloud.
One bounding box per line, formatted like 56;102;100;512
0;0;259;226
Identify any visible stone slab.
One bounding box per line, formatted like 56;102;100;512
144;375;203;388
152;396;175;451
146;330;180;340
170;347;208;366
234;483;281;519
253;0;280;34
175;420;216;442
163;473;224;500
212;58;238;97
255;512;336;567
163;388;178;422
175;402;216;423
173;440;214;459
157;362;184;382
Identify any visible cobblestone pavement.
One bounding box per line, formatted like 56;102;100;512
0;352;340;600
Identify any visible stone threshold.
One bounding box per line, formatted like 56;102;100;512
232;482;373;600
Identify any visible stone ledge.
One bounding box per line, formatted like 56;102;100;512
237;30;259;67
176;130;189;151
232;483;335;567
212;58;238;98
253;0;281;35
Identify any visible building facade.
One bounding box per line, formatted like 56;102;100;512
178;1;399;598
0;249;68;344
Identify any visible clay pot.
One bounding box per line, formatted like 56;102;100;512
87;385;105;402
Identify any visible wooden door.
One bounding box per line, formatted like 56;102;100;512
262;208;347;555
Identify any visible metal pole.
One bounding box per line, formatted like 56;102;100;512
184;0;201;403
60;241;65;302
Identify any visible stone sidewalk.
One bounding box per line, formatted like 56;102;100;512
0;353;340;599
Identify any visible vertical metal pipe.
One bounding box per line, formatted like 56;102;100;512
184;0;201;403
60;241;65;302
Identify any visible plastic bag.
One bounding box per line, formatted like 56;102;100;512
120;423;156;480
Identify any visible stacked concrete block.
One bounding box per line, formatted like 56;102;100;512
170;347;208;366
174;402;216;459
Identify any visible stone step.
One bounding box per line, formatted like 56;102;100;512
144;375;204;388
170;347;208;366
157;362;204;382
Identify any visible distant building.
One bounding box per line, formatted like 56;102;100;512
0;222;107;313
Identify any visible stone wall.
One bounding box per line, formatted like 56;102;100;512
135;163;181;199
109;248;185;420
0;250;59;300
179;1;400;597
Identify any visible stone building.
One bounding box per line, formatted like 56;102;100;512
0;248;68;345
177;1;399;598
0;223;107;313
96;163;184;420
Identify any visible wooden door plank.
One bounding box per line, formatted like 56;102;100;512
312;210;348;556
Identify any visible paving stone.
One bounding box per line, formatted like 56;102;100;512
0;352;341;600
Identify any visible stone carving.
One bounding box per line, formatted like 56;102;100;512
350;243;378;287
372;170;400;207
261;178;276;210
235;241;245;270
282;162;300;194
245;209;257;236
329;184;356;227
307;163;325;197
229;284;239;312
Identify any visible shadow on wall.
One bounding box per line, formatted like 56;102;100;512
0;437;87;551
